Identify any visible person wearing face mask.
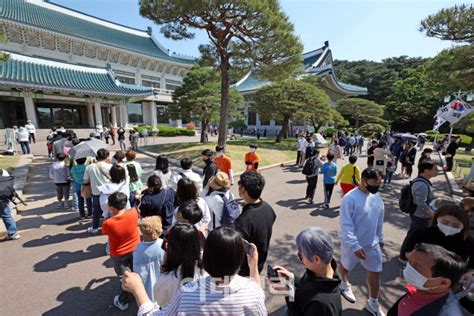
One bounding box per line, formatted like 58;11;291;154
201;149;217;189
399;160;438;263
338;168;385;316
245;144;260;171
388;243;469;316
214;145;234;185
403;204;473;269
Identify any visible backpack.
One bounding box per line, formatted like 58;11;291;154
302;158;314;176
219;193;240;226
0;170;15;201
399;178;429;214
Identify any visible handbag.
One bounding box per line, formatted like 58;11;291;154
352;166;359;186
81;184;92;199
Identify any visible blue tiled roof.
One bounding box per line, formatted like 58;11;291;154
0;52;155;97
0;0;195;64
233;72;270;93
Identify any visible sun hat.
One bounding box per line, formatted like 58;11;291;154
209;171;231;190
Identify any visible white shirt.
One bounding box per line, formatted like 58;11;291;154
172;197;211;229
83;162;112;196
339;188;384;252
25;123;36;134
16;128;29;142
152;170;172;189
297;138;307;152
203;190;235;230
169;169;203;194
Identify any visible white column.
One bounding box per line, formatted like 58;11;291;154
23;92;38;127
142;101;152;125
111;106;118;127
120;104;129;128
150;101;157;127
87;103;94;127
94;101;102;126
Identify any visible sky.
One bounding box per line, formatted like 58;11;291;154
53;0;466;62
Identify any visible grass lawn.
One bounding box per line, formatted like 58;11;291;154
0;155;21;173
144;141;296;173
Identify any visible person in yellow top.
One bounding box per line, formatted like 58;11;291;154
245;144;261;171
336;155;361;195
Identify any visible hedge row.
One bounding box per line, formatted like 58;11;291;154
135;125;195;137
424;130;472;146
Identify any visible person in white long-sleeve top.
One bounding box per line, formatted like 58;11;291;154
169;158;203;195
25;120;36;144
338;168;385;316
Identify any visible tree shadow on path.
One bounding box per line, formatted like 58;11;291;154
43;276;137;316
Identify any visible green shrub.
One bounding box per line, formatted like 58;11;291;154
424;130;472;146
324;127;337;135
359;123;385;137
229;121;247;130
135;125;195;137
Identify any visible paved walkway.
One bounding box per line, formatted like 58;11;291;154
0;143;451;315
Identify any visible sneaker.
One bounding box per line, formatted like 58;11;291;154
307;198;313;204
113;295;129;311
366;299;385;316
7;233;21;240
86;227;100;234
339;282;356;303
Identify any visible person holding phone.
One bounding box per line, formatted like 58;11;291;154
268;226;342;316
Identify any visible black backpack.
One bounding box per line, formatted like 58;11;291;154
399;178;429;214
0;171;15;201
302;158;314;176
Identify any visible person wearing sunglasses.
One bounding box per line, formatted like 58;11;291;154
269;226;342;315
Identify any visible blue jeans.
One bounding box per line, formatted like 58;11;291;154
75;189;92;218
384;171;394;184
1;200;17;236
19;141;30;154
72;189;78;209
92;195;102;229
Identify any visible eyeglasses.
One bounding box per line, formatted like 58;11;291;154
297;252;303;262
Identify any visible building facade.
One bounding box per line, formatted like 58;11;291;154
234;41;368;133
0;0;195;129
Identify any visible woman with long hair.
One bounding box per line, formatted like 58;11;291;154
174;177;211;232
153;155;172;189
139;175;175;231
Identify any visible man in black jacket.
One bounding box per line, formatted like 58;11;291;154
270;226;342;316
201;149;217;188
445;136;460;171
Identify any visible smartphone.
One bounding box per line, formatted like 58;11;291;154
267;264;280;283
242;239;254;256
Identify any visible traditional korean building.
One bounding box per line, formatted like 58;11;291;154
234;41;368;133
0;0;195;129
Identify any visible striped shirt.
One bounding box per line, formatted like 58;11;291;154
138;275;267;316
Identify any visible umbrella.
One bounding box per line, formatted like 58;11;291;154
417;133;427;137
68;138;109;160
393;133;417;142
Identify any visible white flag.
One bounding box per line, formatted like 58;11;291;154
439;99;473;124
433;116;447;131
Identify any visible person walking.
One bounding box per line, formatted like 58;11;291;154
16;126;30;154
235;171;276;277
373;142;391;177
338;168;385;316
25;120;36;144
214;145;234;185
110;125;116;145
304;149;323;204
117;127;126;151
348;134;356;156
405;142;417;178
201;149;217;189
399;142;410;178
399;160;438;263
0;169;20;240
327;139;342;163
245;144;260;172
304;136;315;160
124;150;143;206
297;134;307;166
336;155;361;195
49;153;71;209
389;138;402;172
358;135;364;155
83;148;112;233
70;157;92;219
367;140;378;168
320;153;338;208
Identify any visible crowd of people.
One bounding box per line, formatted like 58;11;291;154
1;125;473;316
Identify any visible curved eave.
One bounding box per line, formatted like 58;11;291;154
1;19;195;66
0;80;154;98
308;67;367;96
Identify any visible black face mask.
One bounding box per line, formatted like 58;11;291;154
365;183;380;194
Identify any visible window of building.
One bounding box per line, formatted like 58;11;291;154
117;75;135;84
128;103;143;123
142;80;160;89
156;106;169;124
0;97;27;128
260;116;270;126
248;111;257;125
165;79;181;91
35;103;86;128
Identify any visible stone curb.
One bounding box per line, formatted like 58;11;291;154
1;153;33;235
137;147;296;179
437;152;463;202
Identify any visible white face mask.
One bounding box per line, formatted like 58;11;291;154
437;221;463;236
403;262;437;290
249;148;256;153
